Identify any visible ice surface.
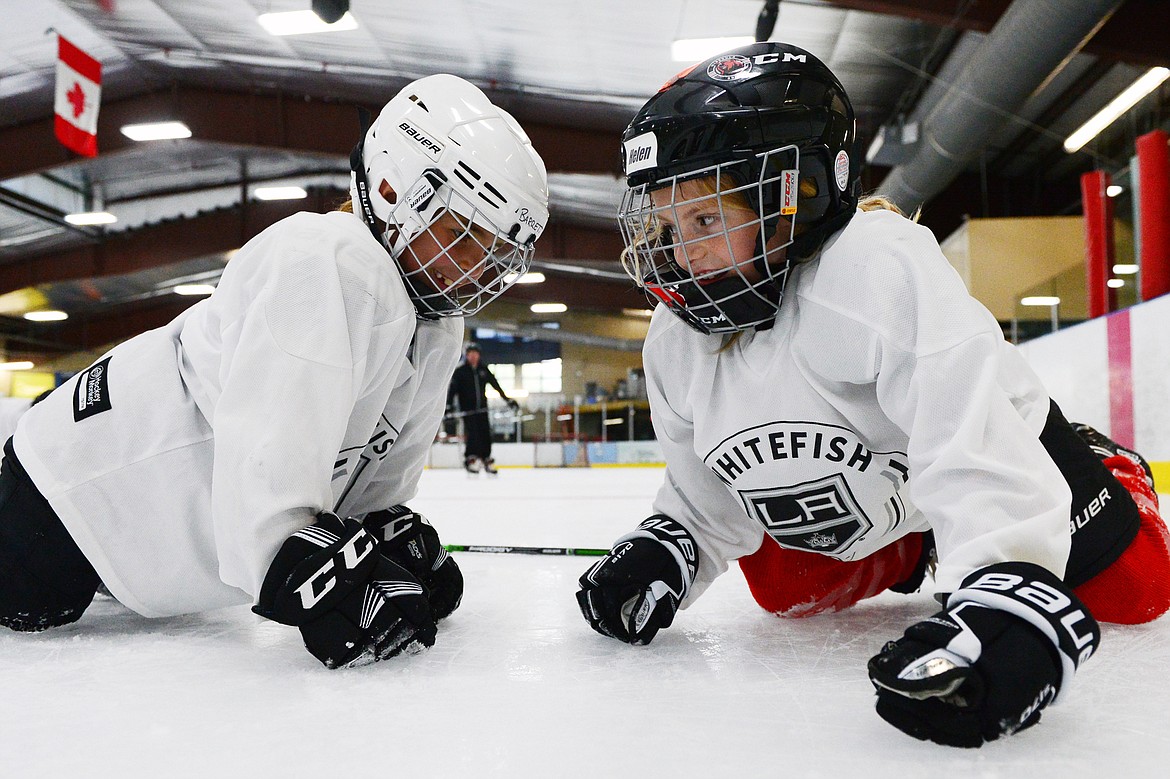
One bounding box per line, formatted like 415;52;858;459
2;467;1168;776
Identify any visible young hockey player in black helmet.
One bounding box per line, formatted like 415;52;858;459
447;341;519;474
1;74;549;669
576;42;1169;747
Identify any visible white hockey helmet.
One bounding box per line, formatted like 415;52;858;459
350;74;550;319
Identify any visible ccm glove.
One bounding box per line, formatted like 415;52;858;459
867;561;1100;747
576;515;698;645
254;512;436;669
364;505;463;621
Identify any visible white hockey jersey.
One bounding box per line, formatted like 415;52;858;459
645;208;1072;605
13;211;462;617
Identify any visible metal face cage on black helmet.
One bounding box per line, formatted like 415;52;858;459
618;41;859;335
618;146;800;335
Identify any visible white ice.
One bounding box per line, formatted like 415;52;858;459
2;467;1168;777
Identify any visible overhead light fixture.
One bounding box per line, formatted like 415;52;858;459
1113;264;1139;275
603;417;624;426
253;186;307;201
1064;67;1170;153
64;211;117;226
1107;278;1125;288
0;361;35;371
622;307;653;318
24;310;69;322
530;303;567;314
174;284;216;296
556;413;573;421
504;271;546;284
121;121;192;141
1020;296;1061;306
671;36;754;62
1106;184;1124;197
257;10;358;36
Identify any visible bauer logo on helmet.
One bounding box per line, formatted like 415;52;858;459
397;121;444;160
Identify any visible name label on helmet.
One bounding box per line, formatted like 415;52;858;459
398;121;444;160
624;131;658;175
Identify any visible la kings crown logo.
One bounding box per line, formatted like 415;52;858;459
704;420;911;557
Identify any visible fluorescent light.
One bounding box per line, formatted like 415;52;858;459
1106;184;1124;197
1020;296;1061;306
671;36;754;62
1113;263;1139;275
556;414;573;421
24;310;68;322
253;186;307;201
504;271;546;284
174;284;216;296
622;307;653;318
0;361;34;371
530;303;567;314
64;211;117;226
1107;278;1125;288
1064;67;1170;153
603;417;624;425
258;10;358;36
121;121;192;141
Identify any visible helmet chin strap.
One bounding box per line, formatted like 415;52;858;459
349;107;386;246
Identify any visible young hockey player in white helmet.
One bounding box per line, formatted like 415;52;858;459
0;74;549;670
576;42;1169;747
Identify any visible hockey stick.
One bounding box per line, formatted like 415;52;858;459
445;544;607;556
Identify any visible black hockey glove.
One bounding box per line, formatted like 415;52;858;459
576;515;698;645
867;562;1100;748
254;512;437;669
506;399;520;412
363;505;463;621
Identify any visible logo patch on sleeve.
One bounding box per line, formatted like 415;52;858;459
73;356;113;421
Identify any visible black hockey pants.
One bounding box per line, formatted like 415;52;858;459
0;438;100;631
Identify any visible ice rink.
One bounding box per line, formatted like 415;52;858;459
2;466;1168;777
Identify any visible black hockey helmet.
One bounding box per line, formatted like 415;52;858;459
617;42;860;334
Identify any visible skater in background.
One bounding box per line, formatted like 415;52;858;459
447;341;519;474
575;42;1170;748
0;74;549;669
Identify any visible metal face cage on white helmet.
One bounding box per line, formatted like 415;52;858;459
618;146;800;335
349;74;550;319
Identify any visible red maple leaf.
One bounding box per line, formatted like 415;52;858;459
67;82;86;119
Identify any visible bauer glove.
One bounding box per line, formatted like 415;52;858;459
867;561;1100;747
363;505;463;621
254;512;437;669
576;515;698;645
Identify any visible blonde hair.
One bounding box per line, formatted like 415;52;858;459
336;198;355;213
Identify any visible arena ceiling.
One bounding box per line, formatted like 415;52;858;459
1;0;1167;364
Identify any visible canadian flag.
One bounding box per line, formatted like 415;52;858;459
54;36;102;157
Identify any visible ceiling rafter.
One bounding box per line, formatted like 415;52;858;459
0;85;623;182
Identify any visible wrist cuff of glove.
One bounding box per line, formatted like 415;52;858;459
614;515;698;600
947;561;1100;703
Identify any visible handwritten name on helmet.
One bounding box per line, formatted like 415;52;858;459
517;206;545;235
397;121;444;160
